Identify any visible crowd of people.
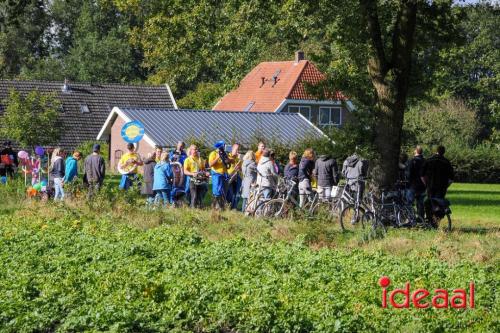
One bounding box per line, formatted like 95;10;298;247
0;139;454;224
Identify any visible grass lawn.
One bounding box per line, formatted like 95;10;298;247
447;183;500;226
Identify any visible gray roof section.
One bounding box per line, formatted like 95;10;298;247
118;107;323;147
0;80;175;150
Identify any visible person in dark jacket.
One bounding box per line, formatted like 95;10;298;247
313;155;339;200
50;148;66;201
142;149;159;206
84;144;106;199
284;151;299;180
298;148;315;207
406;146;426;219
398;152;409;185
0;141;18;179
421;145;454;223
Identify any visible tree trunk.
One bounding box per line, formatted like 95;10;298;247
371;79;406;190
360;0;417;191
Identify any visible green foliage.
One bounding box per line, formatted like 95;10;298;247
445;143;500;183
74;140;109;162
0;207;497;331
0;89;62;149
404;98;481;148
428;3;500;139
64;1;140;83
177;82;225;109
0;0;49;77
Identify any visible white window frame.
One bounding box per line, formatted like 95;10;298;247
319;107;342;126
287;105;311;121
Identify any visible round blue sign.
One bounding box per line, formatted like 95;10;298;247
121;120;145;143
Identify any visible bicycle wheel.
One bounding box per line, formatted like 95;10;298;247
311;201;336;220
339;205;365;231
362;211;386;235
244;193;263;216
254;198;285;218
330;198;344;217
396;206;415;228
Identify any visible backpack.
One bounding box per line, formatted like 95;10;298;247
358;159;369;178
0;154;13;166
170;161;184;188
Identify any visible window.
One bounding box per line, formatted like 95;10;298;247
80;103;90;113
287;105;311;120
319;107;341;126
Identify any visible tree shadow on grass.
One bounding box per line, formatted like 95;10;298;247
448;197;500;206
448;190;500;196
454;226;500;235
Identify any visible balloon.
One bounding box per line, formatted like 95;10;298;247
18;151;29;159
27;187;37;197
35;146;44;156
33;183;42;191
0;176;6;184
41;180;47;187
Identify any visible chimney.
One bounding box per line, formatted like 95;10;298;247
295;50;305;63
62;78;70;93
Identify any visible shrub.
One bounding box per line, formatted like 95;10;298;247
404;98;480;148
446;143;500;183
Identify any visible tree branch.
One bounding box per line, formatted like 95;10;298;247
391;0;418;76
360;0;389;77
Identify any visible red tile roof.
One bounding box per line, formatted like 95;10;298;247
213;60;344;112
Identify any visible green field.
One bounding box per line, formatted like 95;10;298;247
0;182;498;332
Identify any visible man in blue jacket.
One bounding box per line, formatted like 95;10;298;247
64;151;82;183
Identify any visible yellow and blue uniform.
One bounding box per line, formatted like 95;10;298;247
209;150;227;197
226;152;242;209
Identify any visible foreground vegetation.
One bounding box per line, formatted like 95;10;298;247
0;181;498;332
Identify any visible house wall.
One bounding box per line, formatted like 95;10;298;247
110;116;154;171
285;103;351;127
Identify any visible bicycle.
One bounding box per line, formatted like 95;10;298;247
426;197;452;232
254;179;311;219
338;177;369;231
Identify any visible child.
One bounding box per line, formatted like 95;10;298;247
153;152;172;207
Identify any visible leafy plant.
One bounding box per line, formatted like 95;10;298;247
0;88;62;149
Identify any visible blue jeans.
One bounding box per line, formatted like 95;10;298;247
154;189;171;207
241;198;248;212
119;174;137;190
53;177;64;201
262;188;274;199
407;188;425;219
211;171;227;198
226;176;242;209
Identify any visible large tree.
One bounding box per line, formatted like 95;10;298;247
0;0;49;77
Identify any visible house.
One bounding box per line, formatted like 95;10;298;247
213;51;353;127
97;107;324;169
0;80;177;150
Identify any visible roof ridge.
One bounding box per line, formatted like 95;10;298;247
120;107;297;115
0;79;166;88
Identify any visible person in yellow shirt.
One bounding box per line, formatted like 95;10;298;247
184;145;209;208
226;143;242;209
255;141;266;164
208;140;233;210
118;143;143;190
